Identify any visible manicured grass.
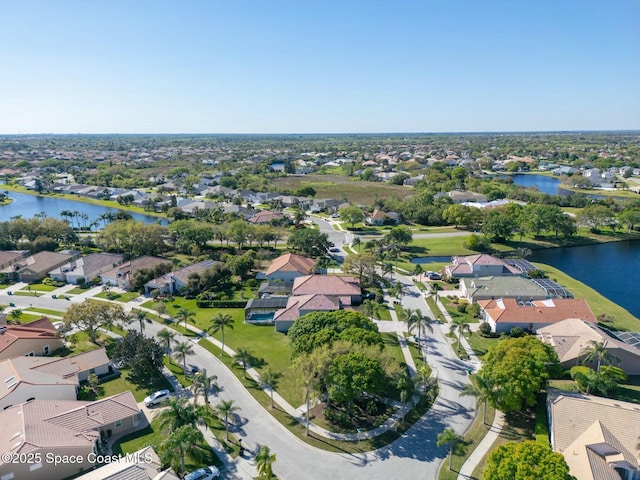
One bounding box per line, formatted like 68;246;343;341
463;332;501;359
23;283;57;292
12;291;43;297
549;378;640;405
426;297;446;323
67;287;90;294
381;332;410;368
163;356;194;388
532;262;640;331
99;368;174;402
112;418;221;472
58;331;107;355
19;313;48;323
26;307;65;317
95;291;141;302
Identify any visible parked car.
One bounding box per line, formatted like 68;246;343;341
428;273;441;280
143;389;170;407
329;247;341;253
184;465;220;480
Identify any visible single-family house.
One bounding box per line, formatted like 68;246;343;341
0;250;29;270
366;209;400;226
0;318;64;360
537;319;640;375
459;276;549;303
445;254;521;279
100;256;171;290
49;253;124;285
75;446;179;480
247;210;285;225
4;250;80;282
144;259;222;294
274;294;344;333
547;389;640;480
0;348;110;410
265;253;316;284
477;297;597;333
436;190;488;204
0;391;145;480
551;166;579;176
292;275;361;304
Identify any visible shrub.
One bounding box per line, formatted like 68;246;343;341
456;303;468;314
510;327;525;338
479;322;493;336
196;300;247;308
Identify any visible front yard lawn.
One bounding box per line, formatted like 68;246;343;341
23;283;57;292
95;291;141;302
99;368;174;402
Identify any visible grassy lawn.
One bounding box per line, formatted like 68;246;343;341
198;338;437;453
549;377;640;405
23;283;57;292
95;291;141;302
99;368;174;402
67;287;91;294
12;291;43;297
57;331;107;355
163;356;194;388
532;262;640;331
26;307;65;317
112;418;221;472
463;332;501;359
18;313;47;323
426;297;446;323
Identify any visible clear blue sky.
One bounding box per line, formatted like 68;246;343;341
1;0;638;134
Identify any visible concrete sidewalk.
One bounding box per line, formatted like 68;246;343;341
456;410;505;480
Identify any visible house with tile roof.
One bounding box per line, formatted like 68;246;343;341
3;250;80;282
366;209;400;226
0;318;64;361
547;389;640;480
0;348;110;410
0;391;144;480
274;294;345;333
292;275;361;304
445;254;522;279
100;256;171;290
247;210;286;225
75;446;179;480
477;297;597;333
0;250;29;270
459;276;549;303
537;319;640;375
144;259;223;294
265;253;316;284
49;253;124;285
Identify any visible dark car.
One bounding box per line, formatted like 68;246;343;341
428;273;441;280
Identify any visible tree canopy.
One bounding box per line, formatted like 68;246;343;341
479;336;560;412
287;228;330;258
484;441;573;480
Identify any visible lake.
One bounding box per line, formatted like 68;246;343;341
507;174;562;195
0;190;166;226
530;241;639;319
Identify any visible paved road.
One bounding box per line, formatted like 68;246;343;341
2;275;477;479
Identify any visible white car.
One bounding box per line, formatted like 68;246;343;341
184;465;220;480
143;389;170;407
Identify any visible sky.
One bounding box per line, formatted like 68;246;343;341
1;0;639;134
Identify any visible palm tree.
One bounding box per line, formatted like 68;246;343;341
173;340;194;373
352;236;361;252
361;299;380;321
193;369;218;408
176;307;195;330
407;308;434;364
8;309;22;324
215;399;240;441
437;427;465;471
233;347;251;379
261;368;280;409
160;424;201;474
134;310;147;335
255;445;277;479
208;313;235;356
292;354;319;436
460;373;492;425
450;317;471;357
157;328;176;356
157;396;199;432
580;340;620;372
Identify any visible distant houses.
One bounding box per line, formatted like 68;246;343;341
144;259;223;295
445;254;522;279
0;318;64;361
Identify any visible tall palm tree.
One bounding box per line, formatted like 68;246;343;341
437;427;466;471
352;235;361;252
134;310;147;335
407;308;434;364
208;313;235;356
215;399;240;441
233;347;251;378
176;307;195;330
292;354;319;436
173;340;194;373
580;340;620;372
157;396;199;432
361;299;380;321
450;317;471;356
460;373;492;425
261;368;280;409
254;445;276;479
193;369;218;408
160;424;201;474
157;328;176;356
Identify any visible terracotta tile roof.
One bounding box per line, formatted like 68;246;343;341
266;253;316;276
247;210;284;224
0;391;140;456
29;348;109;379
75;446;179;480
292;275;360;296
273;294;341;321
0;318;62;355
478;298;597;325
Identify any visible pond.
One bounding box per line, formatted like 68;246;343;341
506;174;562;195
0;190;167;227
